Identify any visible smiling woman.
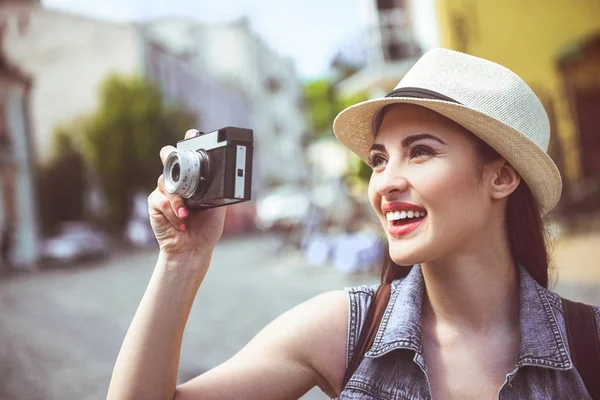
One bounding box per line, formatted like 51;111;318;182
332;48;599;399
108;49;599;400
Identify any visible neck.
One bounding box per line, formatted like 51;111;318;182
420;226;520;335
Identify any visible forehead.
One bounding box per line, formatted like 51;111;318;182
375;104;469;144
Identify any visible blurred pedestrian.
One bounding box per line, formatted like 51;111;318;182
108;49;599;399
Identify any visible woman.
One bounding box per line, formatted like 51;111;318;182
108;49;599;399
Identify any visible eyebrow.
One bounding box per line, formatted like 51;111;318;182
369;133;447;153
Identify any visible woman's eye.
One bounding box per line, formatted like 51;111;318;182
368;154;387;168
410;145;434;159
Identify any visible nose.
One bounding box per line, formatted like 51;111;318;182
376;167;409;198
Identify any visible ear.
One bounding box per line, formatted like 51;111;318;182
486;160;521;200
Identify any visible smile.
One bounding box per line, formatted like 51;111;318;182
381;202;427;236
385;210;426;221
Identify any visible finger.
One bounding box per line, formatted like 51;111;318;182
159;145;177;166
148;189;186;231
185;129;200;139
157;175;189;220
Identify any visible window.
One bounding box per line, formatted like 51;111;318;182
265;77;281;94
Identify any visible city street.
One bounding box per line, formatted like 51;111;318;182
0;234;373;400
0;233;599;400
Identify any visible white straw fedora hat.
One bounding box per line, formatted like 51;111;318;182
333;48;562;214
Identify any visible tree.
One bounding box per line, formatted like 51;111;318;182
37;126;87;234
303;76;371;194
303;79;369;139
76;74;195;232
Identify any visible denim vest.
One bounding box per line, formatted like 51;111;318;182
338;265;600;399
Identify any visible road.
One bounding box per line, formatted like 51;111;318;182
0;234;372;400
0;233;598;400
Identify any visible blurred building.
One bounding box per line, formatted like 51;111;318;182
143;17;311;191
435;0;600;217
0;1;141;165
334;0;440;97
0;3;256;169
0;19;39;269
0;4;310;239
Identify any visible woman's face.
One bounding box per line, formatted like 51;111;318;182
368;104;495;265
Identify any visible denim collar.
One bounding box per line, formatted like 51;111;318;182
365;264;572;371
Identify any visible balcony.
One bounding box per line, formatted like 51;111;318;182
332;9;422;97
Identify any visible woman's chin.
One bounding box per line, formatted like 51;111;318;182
389;253;424;267
388;243;429;266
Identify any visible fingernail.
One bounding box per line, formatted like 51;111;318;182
178;208;188;218
179;224;186;231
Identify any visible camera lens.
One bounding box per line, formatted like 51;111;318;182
171;163;180;182
163;150;202;198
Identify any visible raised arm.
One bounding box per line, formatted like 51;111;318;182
107;130;348;399
175;289;348;400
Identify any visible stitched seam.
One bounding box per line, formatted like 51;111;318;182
545;290;563;310
351;288;377;296
372;283;398;348
344;289;350;369
346;289;358;369
367;338;420;357
518;357;571;367
345;380;393;399
536;284;569;365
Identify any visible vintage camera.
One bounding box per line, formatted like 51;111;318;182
163;126;253;209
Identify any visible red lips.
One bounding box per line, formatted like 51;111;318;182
382;202;426;237
387;218;424;236
382;202;425;213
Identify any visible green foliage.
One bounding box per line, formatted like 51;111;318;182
75;74;195;231
303;79;336;138
303;78;371;188
37;127;87;234
303;79;369;140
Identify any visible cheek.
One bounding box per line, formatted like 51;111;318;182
416;162;485;225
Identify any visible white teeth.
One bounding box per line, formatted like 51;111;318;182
385;210;427;221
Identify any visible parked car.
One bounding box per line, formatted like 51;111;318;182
40;222;110;265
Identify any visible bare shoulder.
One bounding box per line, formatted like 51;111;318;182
175;290;349;399
275;290;349;395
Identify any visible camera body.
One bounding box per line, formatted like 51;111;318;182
163;127;253;209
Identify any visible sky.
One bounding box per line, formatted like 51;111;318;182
43;0;362;79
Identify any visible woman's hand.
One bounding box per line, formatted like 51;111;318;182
148;129;227;261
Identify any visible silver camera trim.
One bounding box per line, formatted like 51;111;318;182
176;129;227;152
234;145;246;199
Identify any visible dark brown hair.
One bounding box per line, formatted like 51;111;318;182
375;105;551;288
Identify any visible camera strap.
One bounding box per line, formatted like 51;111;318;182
562;297;600;399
